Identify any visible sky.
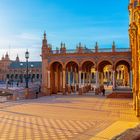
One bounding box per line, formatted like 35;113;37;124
0;0;130;61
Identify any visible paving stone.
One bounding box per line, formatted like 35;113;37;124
0;95;138;139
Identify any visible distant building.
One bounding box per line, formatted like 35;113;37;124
41;32;132;95
0;53;42;83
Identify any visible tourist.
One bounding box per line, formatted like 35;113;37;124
102;88;105;96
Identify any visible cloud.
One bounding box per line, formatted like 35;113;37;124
0;32;42;61
17;33;40;41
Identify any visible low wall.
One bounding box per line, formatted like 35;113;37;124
107;92;133;98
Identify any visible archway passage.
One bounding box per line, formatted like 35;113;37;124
115;60;131;88
98;61;113;86
103;65;112;85
50;62;63;94
81;61;95;93
81;61;95;84
65;61;79;94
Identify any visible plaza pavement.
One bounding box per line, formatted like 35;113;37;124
0;94;138;140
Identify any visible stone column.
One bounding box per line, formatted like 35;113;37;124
136;93;140;117
47;70;51;95
74;68;77;93
83;72;85;85
73;71;75;85
89;72;91;84
130;70;132;89
68;71;71;85
78;70;82;95
66;68;68;84
63;69;66;95
112;71;115;90
132;69;136;111
101;72;104;85
96;71;99;88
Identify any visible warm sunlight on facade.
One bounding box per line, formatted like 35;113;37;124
129;0;140;116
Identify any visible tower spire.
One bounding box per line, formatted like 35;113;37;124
5;52;9;60
112;41;115;47
42;31;47;47
1;55;4;60
44;31;46;40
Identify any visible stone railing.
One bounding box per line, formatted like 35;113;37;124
50;47;131;54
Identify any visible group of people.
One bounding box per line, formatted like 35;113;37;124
95;85;106;96
6;80;20;88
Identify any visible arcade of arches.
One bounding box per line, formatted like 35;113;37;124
42;59;132;95
42;41;132;94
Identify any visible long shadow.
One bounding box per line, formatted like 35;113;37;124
0;95;134;116
0;102;135;117
0;114;107;138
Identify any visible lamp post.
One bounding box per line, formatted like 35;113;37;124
20;63;23;83
31;64;34;83
25;50;29;98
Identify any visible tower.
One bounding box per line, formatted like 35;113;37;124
129;0;140;116
41;31;52;59
41;31;52;95
42;31;47;48
5;52;10;61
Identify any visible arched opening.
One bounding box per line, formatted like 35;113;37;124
15;74;18;80
65;61;79;94
103;65;112;85
81;61;95;92
50;62;63;94
91;67;96;84
115;60;131;88
98;61;113;87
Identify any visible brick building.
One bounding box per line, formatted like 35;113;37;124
41;32;132;95
0;53;42;83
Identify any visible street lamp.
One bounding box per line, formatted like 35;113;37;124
31;64;34;83
25;50;29;97
25;50;29;88
20;63;23;83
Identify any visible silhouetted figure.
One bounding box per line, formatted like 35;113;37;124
102;88;105;96
36;92;39;99
17;81;19;87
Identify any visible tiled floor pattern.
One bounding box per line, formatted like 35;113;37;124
0;113;111;140
0;95;138;140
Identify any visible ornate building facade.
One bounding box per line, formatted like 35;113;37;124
129;0;140;116
41;32;132;95
0;53;42;83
